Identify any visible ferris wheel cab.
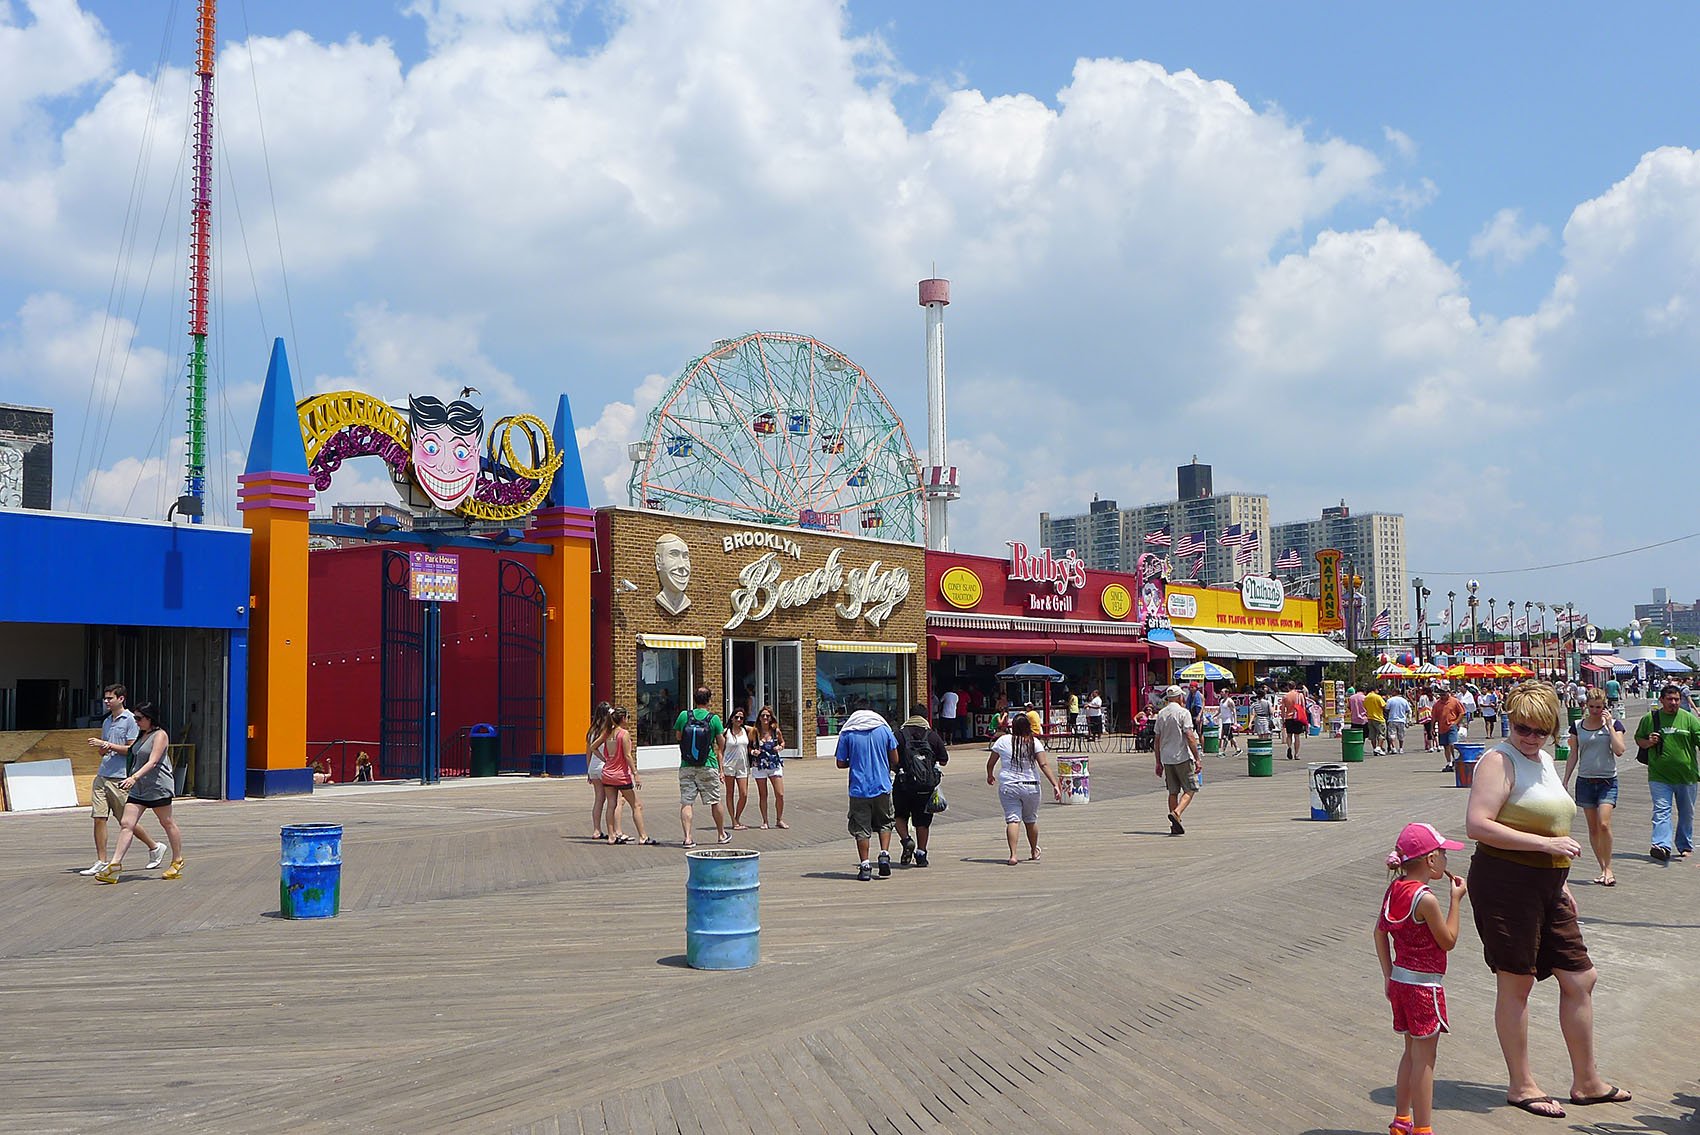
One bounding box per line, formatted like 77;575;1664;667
752;412;778;435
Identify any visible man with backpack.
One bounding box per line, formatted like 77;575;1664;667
674;686;728;847
894;704;950;868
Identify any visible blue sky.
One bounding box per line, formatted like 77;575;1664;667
4;0;1699;627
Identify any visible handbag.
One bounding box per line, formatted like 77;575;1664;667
1637;710;1659;764
929;785;947;813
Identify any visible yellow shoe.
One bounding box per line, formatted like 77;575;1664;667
94;861;122;884
161;859;185;880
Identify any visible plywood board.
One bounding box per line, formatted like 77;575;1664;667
2;758;79;812
0;729;102;806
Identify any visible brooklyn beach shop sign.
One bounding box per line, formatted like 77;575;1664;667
724;547;911;630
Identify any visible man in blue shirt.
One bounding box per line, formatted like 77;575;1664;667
835;700;899;880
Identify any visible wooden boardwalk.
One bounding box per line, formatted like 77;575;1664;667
2;718;1696;1134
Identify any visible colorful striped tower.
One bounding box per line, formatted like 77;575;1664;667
529;394;596;774
182;0;216;517
237;339;315;796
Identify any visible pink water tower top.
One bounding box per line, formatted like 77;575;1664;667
918;278;950;306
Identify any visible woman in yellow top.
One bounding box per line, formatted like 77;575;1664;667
1464;682;1630;1120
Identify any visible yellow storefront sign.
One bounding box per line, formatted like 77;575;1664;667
1165;582;1320;633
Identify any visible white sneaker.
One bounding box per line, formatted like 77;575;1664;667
80;860;108;876
147;843;169;869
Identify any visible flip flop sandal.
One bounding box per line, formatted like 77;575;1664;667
717;831;734;844
639;837;661;846
1507;1095;1566;1118
612;835;631;844
681;841;697;849
1569;1086;1631;1106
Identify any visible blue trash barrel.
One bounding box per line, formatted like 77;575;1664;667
281;823;343;920
685;848;759;970
1454;743;1485;789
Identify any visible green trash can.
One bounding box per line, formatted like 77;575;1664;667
1555;742;1569;765
1342;727;1365;762
1202;730;1221;755
470;722;499;777
1568;706;1584;728
1247;738;1273;777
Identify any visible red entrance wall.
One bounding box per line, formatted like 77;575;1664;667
306;544;542;776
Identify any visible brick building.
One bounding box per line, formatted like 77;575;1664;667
593;507;926;766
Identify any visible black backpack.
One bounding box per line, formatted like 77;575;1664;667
896;726;941;791
680;710;715;766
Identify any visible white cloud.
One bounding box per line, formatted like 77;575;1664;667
0;0;113;146
1383;125;1417;161
1469;206;1551;269
3;2;1700;617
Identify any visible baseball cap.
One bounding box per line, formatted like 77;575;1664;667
1394;822;1464;863
1164;685;1184;700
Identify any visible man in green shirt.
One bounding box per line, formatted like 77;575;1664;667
675;686;728;848
1634;684;1699;862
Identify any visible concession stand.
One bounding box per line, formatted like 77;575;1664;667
593;508;926;768
1162;577;1348;687
925;545;1183;737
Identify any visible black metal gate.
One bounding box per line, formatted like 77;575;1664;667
380;549;440;782
498;559;546;774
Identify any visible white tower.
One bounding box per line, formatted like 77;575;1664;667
919;277;958;550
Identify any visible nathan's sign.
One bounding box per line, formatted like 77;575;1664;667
298;390;562;524
1240;575;1285;613
1316;548;1344;631
725;547;911;630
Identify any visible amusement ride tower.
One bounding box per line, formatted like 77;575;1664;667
181;0;216;519
919;277;958;550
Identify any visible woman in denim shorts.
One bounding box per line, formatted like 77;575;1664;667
1562;687;1626;886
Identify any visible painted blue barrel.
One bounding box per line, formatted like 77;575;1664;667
1454;743;1485;789
280;823;342;920
685;848;759;970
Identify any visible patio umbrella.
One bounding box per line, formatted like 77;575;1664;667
1374;662;1412;677
996;661;1065;730
1176;660;1234;683
1410;663;1445;677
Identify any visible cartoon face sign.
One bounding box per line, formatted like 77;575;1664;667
408;395;483;511
654;533;692;614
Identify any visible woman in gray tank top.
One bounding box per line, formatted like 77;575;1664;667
94;702;185;883
1562;687;1626;886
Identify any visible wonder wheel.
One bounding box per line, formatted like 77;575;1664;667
628;332;924;544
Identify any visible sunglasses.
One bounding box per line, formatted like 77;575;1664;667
1511;723;1551;739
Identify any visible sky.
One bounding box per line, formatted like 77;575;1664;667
2;0;1698;628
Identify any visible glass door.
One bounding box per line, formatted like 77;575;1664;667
762;641;802;757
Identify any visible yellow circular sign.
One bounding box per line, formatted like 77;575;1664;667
1101;583;1133;620
939;566;983;610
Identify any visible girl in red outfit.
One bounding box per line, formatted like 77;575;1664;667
1374;823;1469;1135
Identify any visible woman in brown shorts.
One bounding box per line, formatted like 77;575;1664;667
1464;682;1630;1120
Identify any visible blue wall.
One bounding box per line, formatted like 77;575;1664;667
0;510;249;629
0;508;250;798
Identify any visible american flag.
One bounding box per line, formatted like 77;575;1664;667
1144;525;1172;547
1174;530;1206;557
1403;620;1412;632
1275;547;1302;570
1218;523;1244;547
1235;528;1260;566
1371;608;1392;638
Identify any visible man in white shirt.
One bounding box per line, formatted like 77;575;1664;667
81;683;165;875
1154;686;1201;836
1384;690;1412;753
938;688;961;744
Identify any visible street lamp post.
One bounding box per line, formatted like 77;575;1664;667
1467;580;1480;647
1412;577;1425;660
1566;601;1577;678
1489;598;1497;646
1345;556;1361;654
1448;591;1456;648
1524;601;1533;660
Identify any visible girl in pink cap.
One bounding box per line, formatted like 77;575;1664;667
1374;822;1468;1135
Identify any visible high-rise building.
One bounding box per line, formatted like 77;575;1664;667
1271;501;1408;638
1634;590;1700;636
0;403;53;511
1038;461;1268;582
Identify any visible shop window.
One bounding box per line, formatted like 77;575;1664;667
816;651;904;735
636;647;695;747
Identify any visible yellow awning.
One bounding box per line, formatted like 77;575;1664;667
637;633;707;649
817;639;918;654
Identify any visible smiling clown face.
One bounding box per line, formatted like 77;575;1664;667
408;395;483;511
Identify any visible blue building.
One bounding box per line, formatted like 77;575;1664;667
0;508;250;800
